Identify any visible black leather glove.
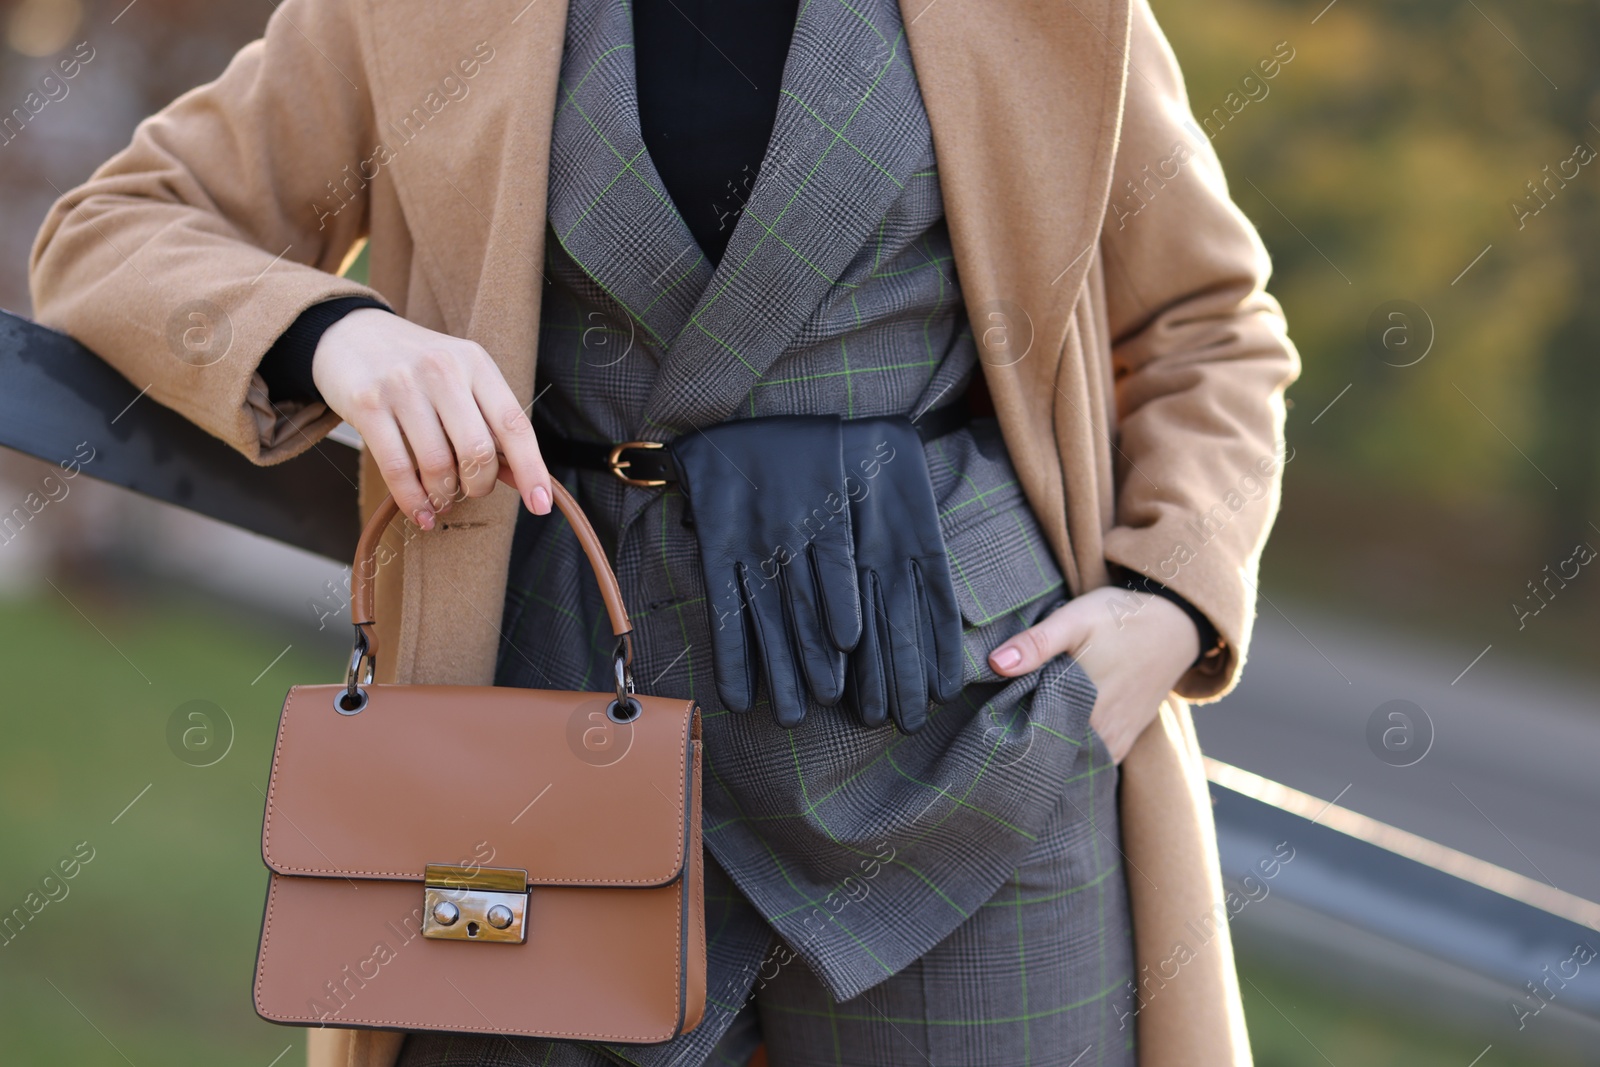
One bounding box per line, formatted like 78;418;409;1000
839;416;964;733
671;416;863;727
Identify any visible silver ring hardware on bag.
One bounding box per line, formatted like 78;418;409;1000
338;624;373;715
608;636;640;723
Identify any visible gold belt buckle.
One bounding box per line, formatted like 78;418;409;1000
421;864;528;944
607;440;668;487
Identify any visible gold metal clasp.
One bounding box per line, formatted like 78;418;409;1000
607;440;668;487
422;864;529;944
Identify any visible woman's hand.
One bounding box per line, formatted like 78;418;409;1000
987;587;1200;763
312;309;552;529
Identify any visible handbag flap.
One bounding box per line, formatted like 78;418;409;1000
262;684;697;886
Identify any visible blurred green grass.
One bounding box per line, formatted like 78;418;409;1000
0;580;1585;1065
0;579;340;1065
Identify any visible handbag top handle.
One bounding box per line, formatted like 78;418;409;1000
340;483;637;715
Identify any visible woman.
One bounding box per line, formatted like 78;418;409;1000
29;0;1298;1063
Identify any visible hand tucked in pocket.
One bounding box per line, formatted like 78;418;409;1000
987;587;1200;763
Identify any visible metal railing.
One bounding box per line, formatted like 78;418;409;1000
0;309;360;560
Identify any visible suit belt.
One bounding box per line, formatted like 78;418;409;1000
540;401;973;488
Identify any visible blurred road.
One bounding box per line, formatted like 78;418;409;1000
1195;599;1600;907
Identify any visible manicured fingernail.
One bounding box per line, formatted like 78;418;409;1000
992;646;1022;671
414;509;434;531
530;486;551;515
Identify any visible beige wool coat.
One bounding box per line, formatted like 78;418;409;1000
30;0;1300;1063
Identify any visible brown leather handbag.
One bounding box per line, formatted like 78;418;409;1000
253;486;706;1044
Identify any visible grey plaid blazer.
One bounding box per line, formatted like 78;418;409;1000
487;0;1108;1058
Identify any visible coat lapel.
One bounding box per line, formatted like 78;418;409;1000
364;0;567;351
363;0;571;692
899;0;1132;597
638;0;936;435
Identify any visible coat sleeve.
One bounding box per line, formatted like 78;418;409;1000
1096;0;1302;702
28;0;385;465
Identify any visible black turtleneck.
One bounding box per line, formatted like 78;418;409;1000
633;0;800;266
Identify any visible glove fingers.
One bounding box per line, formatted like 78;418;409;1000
707;571;758;713
913;555;966;705
670;415;853;726
788;547;848;706
845;572;891;729
740;563;810;729
882;565;931;734
810;532;862;653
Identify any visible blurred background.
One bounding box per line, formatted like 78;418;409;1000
1;0;1598;1064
